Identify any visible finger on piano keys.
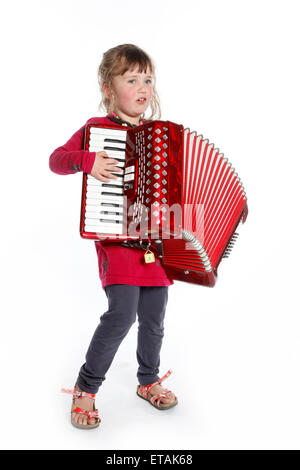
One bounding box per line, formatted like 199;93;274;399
87;174;124;187
89;149;125;168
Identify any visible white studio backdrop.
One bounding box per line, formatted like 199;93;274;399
0;0;299;450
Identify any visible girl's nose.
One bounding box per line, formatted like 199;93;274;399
137;81;147;92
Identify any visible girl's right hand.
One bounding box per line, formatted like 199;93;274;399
90;151;122;182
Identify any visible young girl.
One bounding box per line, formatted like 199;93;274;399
50;44;178;429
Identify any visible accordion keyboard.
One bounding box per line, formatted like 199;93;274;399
84;127;127;234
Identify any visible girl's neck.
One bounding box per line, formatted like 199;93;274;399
108;111;144;127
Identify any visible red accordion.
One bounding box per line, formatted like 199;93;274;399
80;120;248;287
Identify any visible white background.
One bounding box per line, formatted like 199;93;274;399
0;0;299;450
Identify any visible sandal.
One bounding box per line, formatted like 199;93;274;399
137;369;178;410
61;385;101;429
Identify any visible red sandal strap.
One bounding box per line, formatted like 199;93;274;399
150;393;169;407
61;387;96;399
138;369;173;398
71;404;99;420
158;369;172;384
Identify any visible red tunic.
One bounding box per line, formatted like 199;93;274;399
49;116;174;288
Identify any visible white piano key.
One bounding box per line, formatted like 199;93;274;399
85;197;123;204
85;218;123;227
87;181;123;188
86;184;123;193
89;142;125;151
86;195;124;205
99;211;123;219
90;127;127;140
85;212;123;221
87;173;124;181
89;137;126;149
99;197;123;204
89;145;126;154
90;138;126;147
86;179;102;187
89;147;125;159
86;193;124;201
89;143;124;150
85;196;123;204
87;174;124;184
84;225;123;234
86;187;123;196
85;204;124;214
85;216;123;224
89;131;126;138
87;179;123;188
89;134;125;143
89;141;125;151
90;127;127;138
85;212;103;219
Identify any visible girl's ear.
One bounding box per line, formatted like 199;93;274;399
102;82;112;100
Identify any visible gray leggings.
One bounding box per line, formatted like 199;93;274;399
76;284;169;393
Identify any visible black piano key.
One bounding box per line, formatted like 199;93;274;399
104;145;126;153
101;191;124;196
99;219;121;224
104;138;126;144
102;183;123;189
100;202;122;208
101;211;121;216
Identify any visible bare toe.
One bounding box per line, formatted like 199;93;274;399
82;416;88;426
76;415;82;425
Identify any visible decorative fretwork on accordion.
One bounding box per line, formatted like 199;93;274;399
80;121;248;286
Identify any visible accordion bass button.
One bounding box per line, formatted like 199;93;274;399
184;270;189;275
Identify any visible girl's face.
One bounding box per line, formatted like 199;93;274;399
109;64;153;124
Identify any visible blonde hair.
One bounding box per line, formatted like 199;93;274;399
97;44;161;121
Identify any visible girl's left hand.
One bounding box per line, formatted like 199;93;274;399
91;151;122;182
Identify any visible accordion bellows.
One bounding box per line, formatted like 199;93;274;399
80;120;248;287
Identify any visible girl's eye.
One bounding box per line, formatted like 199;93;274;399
128;79;152;84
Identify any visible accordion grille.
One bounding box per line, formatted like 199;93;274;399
162;127;247;274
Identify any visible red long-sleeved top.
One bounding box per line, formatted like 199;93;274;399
49;116;174;288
